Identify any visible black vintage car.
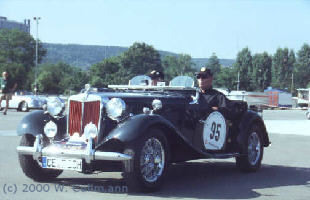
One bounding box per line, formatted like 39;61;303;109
16;76;270;192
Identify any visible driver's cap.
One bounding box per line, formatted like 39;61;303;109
195;67;213;77
149;70;164;80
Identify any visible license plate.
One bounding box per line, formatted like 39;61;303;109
42;157;83;172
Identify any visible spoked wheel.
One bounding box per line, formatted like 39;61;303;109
123;129;170;192
140;137;166;183
236;124;264;172
18;134;63;181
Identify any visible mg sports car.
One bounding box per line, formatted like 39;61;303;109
1;91;47;112
16;76;270;192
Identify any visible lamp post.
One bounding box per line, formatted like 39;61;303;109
291;72;294;94
236;71;240;91
33;17;41;95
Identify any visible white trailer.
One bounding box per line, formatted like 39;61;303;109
226;90;270;108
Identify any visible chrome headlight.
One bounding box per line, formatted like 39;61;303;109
106;98;126;120
152;99;162;111
83;122;98;139
46;97;65;117
44;121;57;138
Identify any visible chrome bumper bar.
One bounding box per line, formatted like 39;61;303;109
16;135;132;163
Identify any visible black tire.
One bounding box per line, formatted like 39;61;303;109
236;124;264;172
123;128;170;192
18;134;63;181
19;101;29;112
306;112;310;120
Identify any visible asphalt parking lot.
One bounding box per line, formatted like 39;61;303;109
0;109;309;200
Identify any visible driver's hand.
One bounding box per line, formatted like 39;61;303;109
212;107;218;110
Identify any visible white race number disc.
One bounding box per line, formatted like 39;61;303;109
203;111;227;150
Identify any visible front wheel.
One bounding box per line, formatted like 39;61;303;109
236;124;264;172
306;112;310;120
18;134;63;181
123;128;170;192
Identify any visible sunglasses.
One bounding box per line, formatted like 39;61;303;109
195;74;211;79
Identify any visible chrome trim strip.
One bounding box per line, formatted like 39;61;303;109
108;85;196;91
17;147;132;162
66;99;70;137
80;101;85;134
16;146;36;155
94;152;132;161
16;134;42;159
16;135;132;163
85;137;94;163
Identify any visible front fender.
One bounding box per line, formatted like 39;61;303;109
101;114;179;146
237;110;270;147
17;110;67;138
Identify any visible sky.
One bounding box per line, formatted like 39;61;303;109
1;0;310;59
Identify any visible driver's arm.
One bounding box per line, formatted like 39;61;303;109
217;94;237;119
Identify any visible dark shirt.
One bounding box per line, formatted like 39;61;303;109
1;77;15;93
199;88;230;108
198;88;233;119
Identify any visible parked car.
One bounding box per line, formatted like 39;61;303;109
16;76;270;192
1;91;47;112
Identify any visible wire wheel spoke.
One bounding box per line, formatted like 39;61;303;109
140;137;165;183
248;132;261;165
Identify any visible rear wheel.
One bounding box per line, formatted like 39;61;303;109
18;101;29;112
123;129;170;192
18;134;63;181
236;124;264;172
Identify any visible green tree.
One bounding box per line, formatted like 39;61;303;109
61;67;90;94
90;56;130;87
37;65;62;94
206;53;221;76
215;66;238;91
295;43;310;88
37;63;88;94
272;48;295;90
234;47;253;90
0;29;46;90
121;42;162;75
252;52;272;91
162;54;195;80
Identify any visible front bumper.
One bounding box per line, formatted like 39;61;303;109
16;134;132;164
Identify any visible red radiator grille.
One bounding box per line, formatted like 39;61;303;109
68;100;101;136
82;101;101;133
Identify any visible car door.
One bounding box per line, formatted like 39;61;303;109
187;97;229;153
9;95;20;108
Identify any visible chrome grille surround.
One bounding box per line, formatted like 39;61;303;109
67;93;108;140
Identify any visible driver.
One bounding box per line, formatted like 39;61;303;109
149;70;164;86
195;67;232;115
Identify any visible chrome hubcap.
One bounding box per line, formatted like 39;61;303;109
22;103;27;111
248;132;261;165
140;137;165;183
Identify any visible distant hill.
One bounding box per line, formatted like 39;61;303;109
42;43;235;70
42;43;128;70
